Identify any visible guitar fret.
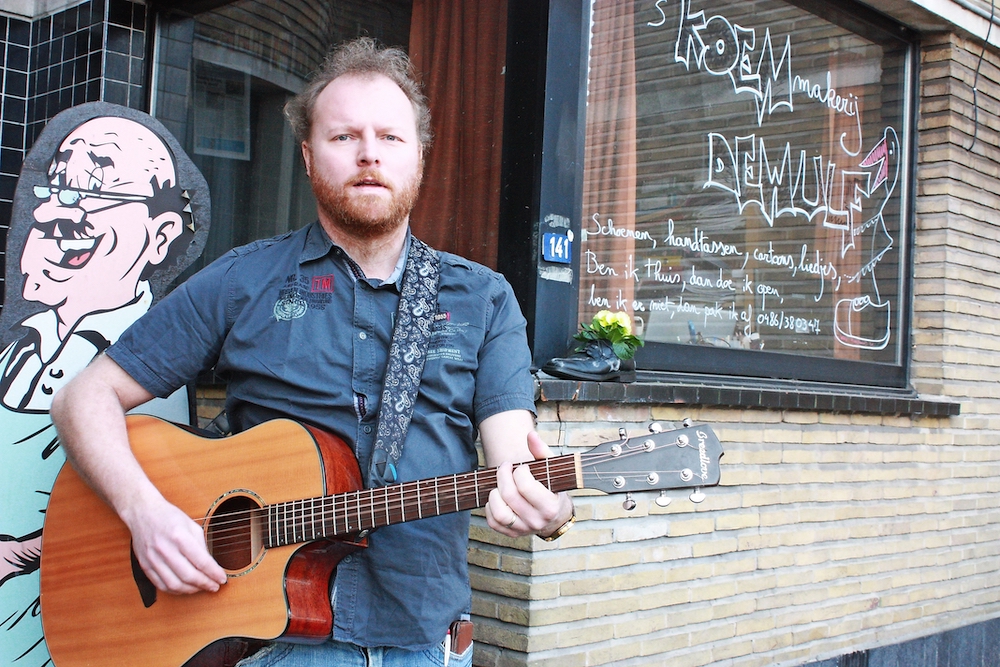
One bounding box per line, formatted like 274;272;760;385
399;484;406;523
384;486;391;527
342;493;350;532
416;481;423;519
293;500;301;543
275;502;283;546
473;470;480;508
298;500;305;542
309;498;317;540
296;499;304;542
452;474;459;513
315;498;321;540
434;478;440;515
299;499;306;542
320;497;327;538
356;491;363;531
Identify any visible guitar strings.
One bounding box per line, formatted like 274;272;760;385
194;443;698;551
196;444;696;558
194;443;705;559
193;443;683;532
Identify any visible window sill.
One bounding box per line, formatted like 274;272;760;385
533;372;960;417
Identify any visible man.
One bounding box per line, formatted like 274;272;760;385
51;38;573;667
1;111;200;667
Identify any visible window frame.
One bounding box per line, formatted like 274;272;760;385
499;0;919;389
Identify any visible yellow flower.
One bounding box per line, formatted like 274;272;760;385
612;311;632;334
576;310;644;360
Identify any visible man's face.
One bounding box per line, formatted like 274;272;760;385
302;74;423;239
22;117;180;314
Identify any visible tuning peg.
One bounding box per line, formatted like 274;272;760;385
648;422;663;433
689;488;706;503
623;493;637;511
682;417;693;428
654;491;672;507
618;427;629;440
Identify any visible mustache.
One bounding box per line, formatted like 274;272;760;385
32;216;95;241
348;167;392;189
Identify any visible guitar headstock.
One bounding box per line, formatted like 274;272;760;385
579;423;723;502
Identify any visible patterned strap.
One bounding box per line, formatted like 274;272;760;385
369;237;441;487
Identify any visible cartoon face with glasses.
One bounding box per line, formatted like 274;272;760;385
0;107;206;667
21;116;189;337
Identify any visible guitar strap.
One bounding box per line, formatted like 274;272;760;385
368;236;441;487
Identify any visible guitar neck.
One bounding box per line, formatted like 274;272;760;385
264;454;582;548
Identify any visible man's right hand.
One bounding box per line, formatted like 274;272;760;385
51;354;227;596
124;497;227;594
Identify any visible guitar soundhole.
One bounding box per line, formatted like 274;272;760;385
205;494;263;573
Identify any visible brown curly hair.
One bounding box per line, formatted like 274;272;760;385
284;37;432;151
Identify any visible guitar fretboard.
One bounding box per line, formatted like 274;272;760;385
263;454;581;548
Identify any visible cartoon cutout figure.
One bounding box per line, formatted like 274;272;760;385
0;102;210;667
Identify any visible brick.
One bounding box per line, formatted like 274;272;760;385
668;517;716;537
716;511;761;531
692;536;739;557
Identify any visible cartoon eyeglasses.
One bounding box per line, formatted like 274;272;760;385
33;185;148;206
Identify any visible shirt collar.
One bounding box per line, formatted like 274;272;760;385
18;281;153;362
301;221;411;289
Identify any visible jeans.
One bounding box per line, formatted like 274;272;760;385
235;638;473;667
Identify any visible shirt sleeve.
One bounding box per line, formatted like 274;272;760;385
106;252;237;398
473;274;536;424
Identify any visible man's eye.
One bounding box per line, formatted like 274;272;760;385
334;135;351;141
384;135;399;142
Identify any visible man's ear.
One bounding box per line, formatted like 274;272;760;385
301;140;312;177
147;212;184;266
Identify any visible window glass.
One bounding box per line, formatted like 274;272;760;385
577;0;913;382
151;0;411;277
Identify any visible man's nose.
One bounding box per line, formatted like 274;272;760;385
33;197;85;224
357;132;381;166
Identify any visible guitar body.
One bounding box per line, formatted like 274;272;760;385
40;415;365;667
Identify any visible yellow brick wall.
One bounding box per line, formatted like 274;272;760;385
469;32;1000;667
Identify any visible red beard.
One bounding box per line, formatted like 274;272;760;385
311;166;422;240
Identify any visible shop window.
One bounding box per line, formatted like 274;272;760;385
503;0;917;388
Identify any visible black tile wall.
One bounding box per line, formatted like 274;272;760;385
1;14;32;308
0;0;148;315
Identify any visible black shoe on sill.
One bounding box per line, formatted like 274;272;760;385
542;339;637;383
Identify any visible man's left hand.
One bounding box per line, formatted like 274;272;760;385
485;431;575;538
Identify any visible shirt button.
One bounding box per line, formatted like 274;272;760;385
359;332;367;340
363;425;373;434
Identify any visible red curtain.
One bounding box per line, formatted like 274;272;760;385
408;0;508;268
578;0;638;322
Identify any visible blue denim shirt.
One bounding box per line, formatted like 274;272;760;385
108;222;535;649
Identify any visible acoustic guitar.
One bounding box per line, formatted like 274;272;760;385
40;415;722;667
